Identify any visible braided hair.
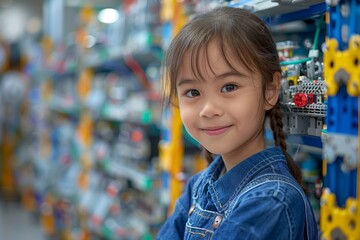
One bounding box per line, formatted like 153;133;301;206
267;102;306;191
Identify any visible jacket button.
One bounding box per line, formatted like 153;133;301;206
212;215;223;229
188;204;195;216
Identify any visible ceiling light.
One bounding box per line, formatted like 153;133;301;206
98;8;119;24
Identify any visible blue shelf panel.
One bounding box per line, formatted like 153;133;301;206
263;2;327;25
228;1;326;25
287;135;323;148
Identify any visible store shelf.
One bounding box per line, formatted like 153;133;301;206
47;98;81;117
228;1;326;24
287;134;323;148
81;46;160;73
104;161;153;191
263;2;326;25
100;102;154;125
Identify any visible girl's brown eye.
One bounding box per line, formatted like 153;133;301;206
221;84;237;93
186;89;200;97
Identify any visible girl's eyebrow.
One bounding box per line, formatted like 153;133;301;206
216;71;246;80
177;71;246;87
177;78;196;87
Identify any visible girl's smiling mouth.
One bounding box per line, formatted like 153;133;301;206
201;125;232;136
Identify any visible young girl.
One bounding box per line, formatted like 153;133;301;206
157;6;318;240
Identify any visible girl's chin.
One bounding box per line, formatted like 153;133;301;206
201;146;224;155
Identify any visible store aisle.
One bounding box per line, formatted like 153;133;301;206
0;200;46;240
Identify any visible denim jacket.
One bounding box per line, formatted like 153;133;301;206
157;147;318;240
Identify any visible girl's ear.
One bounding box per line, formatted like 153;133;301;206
264;71;281;110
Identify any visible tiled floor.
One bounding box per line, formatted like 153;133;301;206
0;200;46;240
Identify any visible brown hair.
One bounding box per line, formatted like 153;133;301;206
162;7;304;188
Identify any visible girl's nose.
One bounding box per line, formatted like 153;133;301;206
199;100;223;118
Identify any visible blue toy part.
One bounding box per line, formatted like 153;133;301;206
327;0;360;51
325;156;357;207
324;85;358;207
327;86;358;136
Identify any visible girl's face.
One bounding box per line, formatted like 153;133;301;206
176;41;275;169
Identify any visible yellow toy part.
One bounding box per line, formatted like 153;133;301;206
324;35;360;96
79;4;94;25
21;187;36;211
168;108;184;214
77;68;93;101
75;27;88;49
78;172;90;190
77;111;93;147
287;76;299;86
0;134;16;199
0;39;9;72
159;141;172;172
79;229;91;240
41;79;53;102
194;153;207;174
159;0;191;214
320;189;360;240
41;36;53;61
160;0;176;22
40;194;56;235
280;66;299;86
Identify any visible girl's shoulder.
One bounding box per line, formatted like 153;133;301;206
238;174;307;204
224;173;308;224
230;173;318;239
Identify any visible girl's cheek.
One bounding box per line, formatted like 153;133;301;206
180;107;195;125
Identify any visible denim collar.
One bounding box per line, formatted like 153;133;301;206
192;147;287;212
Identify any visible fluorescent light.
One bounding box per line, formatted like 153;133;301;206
98;8;119;24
